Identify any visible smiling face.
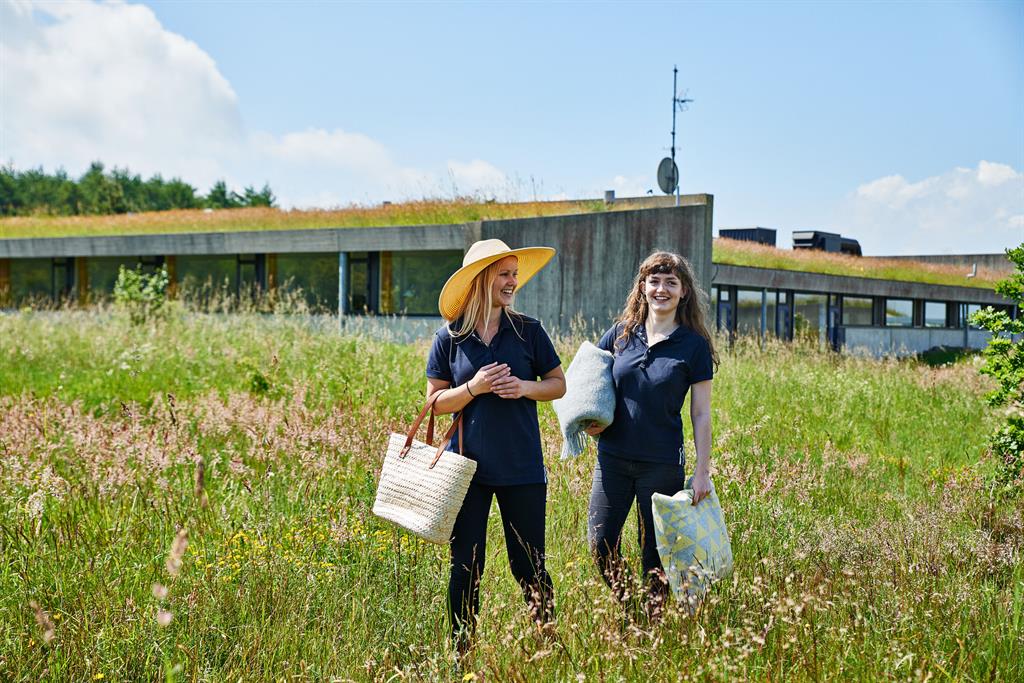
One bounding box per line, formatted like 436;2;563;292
489;255;519;308
642;270;686;317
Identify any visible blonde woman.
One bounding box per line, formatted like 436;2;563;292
426;239;566;650
585;251;719;619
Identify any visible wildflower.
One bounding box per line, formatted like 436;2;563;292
157;609;173;627
29;600;55;644
93;675;105;680
152;583;168;600
165;528;188;577
462;674;478;682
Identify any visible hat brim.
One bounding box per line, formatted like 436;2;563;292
438;246;556;320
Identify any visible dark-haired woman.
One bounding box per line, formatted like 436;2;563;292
426;238;566;650
585;251;719;618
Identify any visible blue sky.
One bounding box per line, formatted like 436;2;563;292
2;0;1022;254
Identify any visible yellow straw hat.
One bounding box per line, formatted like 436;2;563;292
438;239;556;320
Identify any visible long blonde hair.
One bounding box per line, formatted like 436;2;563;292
614;251;719;369
446;260;521;339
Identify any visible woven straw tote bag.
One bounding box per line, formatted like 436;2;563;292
373;393;476;544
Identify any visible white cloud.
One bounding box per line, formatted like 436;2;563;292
843;161;1024;255
0;1;506;207
607;174;653;199
977;160;1019;186
446;159;507;197
1;0;241;188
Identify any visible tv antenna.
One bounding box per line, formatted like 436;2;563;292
658;65;694;205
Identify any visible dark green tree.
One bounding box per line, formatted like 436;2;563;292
205;180;243;209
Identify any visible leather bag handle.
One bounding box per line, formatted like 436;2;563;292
400;389;464;465
429;412;463;469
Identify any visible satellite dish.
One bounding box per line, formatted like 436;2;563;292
657;157;678;195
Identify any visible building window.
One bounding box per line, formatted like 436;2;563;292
885;299;913;327
276;253;339;313
9;258;54;305
793;293;827;341
842;296;873;326
924;301;947;328
379;250;463;316
962;303;983;329
736;289;763;336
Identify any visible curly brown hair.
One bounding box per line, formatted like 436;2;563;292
613;251;720;370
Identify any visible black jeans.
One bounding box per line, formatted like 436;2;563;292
588;452;685;605
448;481;554;641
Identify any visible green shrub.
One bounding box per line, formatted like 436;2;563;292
970;243;1024;493
113;265;169;325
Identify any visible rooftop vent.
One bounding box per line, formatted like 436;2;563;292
792;230;861;257
719;227;776;247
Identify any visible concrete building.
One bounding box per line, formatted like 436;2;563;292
0;195;1016;357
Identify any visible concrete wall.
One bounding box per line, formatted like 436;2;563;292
843;327;993;357
480;198;714;332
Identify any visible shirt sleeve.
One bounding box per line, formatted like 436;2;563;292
532;324;562;377
597;324;619;353
689;336;715;383
425;330;454;382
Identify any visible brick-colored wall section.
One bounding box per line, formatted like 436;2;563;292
266;254;278;291
0;258;10;306
165;255;177;297
75;257;88;304
379;251;393;313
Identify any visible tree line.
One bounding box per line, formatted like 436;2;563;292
0;162;276;216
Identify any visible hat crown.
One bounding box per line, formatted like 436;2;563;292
462;239;513;267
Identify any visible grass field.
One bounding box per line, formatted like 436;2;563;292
0;200;1000;289
0;309;1021;681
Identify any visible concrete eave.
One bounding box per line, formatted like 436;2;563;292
0;223;473;258
712;263;1009;305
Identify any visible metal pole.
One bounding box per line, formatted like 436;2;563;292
672;66;679;207
760;288;768;349
963;303;969;349
338;252;349;331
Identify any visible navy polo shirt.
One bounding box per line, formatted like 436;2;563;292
425;310;562;486
596;323;714;465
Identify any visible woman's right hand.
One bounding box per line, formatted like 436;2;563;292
584;421;606;436
469;362;510;396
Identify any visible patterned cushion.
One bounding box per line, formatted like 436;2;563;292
651;478;733;605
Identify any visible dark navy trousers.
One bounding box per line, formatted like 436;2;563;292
448;481;554;640
588;452;686;600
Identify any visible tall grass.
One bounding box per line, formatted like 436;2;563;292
0;199;608;240
714;238;1000;289
0;310;1020;681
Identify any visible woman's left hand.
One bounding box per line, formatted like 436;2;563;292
690;470;712;506
491;374;527;399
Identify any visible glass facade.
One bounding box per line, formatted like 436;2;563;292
175;255;237;293
347;252;372;313
276;253;339;312
793;293;826;341
924;301;947;328
9;258;56;306
842;296;873;326
735;289;764;336
379;250;462;316
885;299;913;327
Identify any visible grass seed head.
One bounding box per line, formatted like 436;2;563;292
166;528;188;577
29;600;55;644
